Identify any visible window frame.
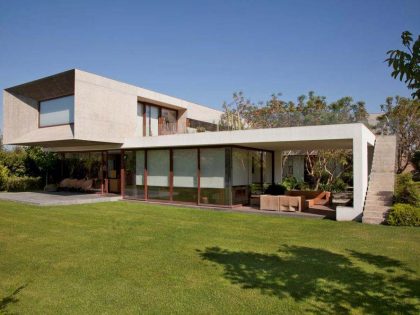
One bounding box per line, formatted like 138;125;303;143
38;94;75;128
141;102;178;136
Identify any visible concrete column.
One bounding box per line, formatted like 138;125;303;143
274;150;283;184
354;135;369;214
177;109;188;133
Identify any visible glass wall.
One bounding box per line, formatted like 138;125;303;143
200;148;230;205
125;150;145;199
122;146;273;206
173;149;197;202
147;149;170;200
61;152;102;190
263;151;273;185
39;95;74;127
232;148;250;204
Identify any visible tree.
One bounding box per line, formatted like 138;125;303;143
220;91;369;189
377;96;420;173
386;31;420;99
25;147;59;187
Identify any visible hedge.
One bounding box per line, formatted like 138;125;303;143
387;203;420;227
2;176;43;192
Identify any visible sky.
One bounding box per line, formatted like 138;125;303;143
0;0;419;129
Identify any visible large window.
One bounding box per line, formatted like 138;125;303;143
173;149;197;202
161;108;177;135
200;148;230;205
147;149;170;200
39;95;74;127
145;105;159;136
232;148;250;204
122;146;272;206
125;150;145;199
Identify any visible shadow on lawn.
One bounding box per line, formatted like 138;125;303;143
0;284;26;314
197;246;420;314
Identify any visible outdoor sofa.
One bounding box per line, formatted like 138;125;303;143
58;178;94;192
260;195;306;212
285;190;331;208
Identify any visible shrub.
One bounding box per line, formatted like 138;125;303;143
387;203;420;226
282;176;298;191
0;148;27;177
0;164;10;191
4;176;43;192
394;173;420;206
264;184;286;195
319;178;347;193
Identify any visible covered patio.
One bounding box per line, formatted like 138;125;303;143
121;123;376;221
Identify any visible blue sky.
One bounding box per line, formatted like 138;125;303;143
0;0;419;128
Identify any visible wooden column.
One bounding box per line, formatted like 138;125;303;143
271;151;275;184
120;150;125;198
104;151;109;194
197;148;201;205
169;149;173;201
260;151;264;192
144;149;148;200
101;152;104;194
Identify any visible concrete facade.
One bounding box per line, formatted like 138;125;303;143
3;70;377;221
4;69;223;146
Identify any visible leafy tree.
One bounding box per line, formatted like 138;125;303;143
220;91;369;190
25;147;59;187
377;96;420;173
386;31;420;99
0;147;27;176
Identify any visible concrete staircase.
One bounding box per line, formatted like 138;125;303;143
362;135;396;224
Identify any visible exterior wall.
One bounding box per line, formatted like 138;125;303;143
3;91;39;144
3;69;223;146
74;70;137;143
3;91;74;144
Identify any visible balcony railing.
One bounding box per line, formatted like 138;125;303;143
159;122;178;135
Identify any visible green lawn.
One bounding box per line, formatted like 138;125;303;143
0;200;419;314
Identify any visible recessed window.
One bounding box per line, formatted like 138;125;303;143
39;95;74;127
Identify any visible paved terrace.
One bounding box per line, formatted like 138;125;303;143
0;191;121;206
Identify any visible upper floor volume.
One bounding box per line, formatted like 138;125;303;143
2;69;223;147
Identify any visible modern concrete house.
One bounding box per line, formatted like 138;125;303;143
3;69;391;222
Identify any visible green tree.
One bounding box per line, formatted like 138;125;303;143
386;31;420;99
377;96;420;173
220;91;369;190
25;147;59;187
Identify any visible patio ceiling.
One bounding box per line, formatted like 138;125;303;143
5;70;75;101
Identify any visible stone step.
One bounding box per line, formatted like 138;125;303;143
371;167;396;173
364;206;391;216
368;186;395;191
364;205;392;213
365;195;393;202
365;200;393;207
369;171;395;176
362;217;386;224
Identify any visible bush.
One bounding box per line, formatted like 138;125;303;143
0;148;27;177
3;176;43;192
264;184;286;195
387;203;420;226
319;178;347;193
282;176;298;191
394;173;420;206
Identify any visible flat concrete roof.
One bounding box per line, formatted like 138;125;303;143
122;123;375;151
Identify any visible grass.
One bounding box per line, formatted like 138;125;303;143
0;200;419;314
